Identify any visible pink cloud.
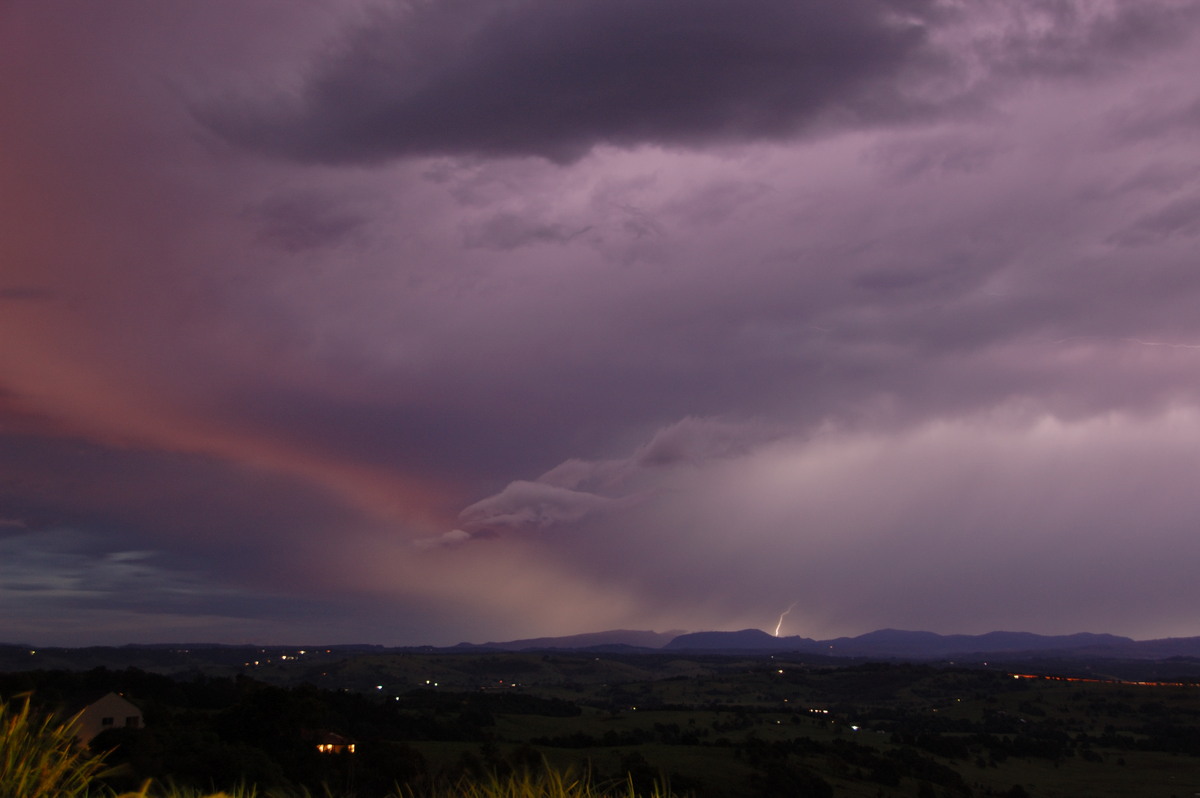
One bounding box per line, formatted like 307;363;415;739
5;1;1200;645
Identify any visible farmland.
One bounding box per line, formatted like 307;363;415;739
4;650;1200;797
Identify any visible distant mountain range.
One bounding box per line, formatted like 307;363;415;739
7;628;1200;668
458;627;1200;660
459;629;683;651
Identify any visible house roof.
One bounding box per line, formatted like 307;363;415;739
315;731;355;745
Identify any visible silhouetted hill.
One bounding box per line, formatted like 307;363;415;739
460;629;680;651
664;629;819;652
658;628;1200;660
817;629;1134;659
8;628;1200;674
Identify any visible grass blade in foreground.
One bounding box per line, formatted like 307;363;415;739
0;694;112;798
430;770;679;798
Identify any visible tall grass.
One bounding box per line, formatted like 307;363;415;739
1;694;678;798
110;788;261;798
0;694;112;798
111;772;676;798
426;769;678;798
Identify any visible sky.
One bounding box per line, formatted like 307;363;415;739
4;0;1200;647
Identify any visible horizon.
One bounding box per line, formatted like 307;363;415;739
1;624;1183;652
6;1;1200;648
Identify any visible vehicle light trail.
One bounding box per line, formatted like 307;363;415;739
1010;673;1199;688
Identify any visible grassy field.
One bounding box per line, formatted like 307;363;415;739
5;653;1200;797
385;659;1200;797
0;694;678;798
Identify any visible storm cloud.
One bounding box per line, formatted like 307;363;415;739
205;0;937;163
4;0;1200;646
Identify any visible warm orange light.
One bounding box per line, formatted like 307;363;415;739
1007;672;1196;688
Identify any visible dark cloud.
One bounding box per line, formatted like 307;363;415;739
463;213;592;250
1110;94;1200;143
1107;195;1200;247
251;192;367;252
866;132;1003;183
0;431;358;580
8;1;1200;645
1081;2;1200;64
201;1;1200;166
982;1;1200;79
203;0;937;164
1107;162;1200;197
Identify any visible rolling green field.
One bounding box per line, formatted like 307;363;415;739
4;652;1200;797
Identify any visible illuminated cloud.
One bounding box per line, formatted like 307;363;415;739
459;481;617;530
413;529;473;550
447;417;774;540
3;0;1200;645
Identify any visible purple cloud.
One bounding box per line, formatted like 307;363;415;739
4;1;1200;645
203;0;939;163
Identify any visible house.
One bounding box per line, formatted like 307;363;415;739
314;730;356;754
71;692;144;745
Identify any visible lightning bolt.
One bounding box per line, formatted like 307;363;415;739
774;602;798;637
